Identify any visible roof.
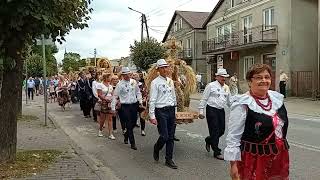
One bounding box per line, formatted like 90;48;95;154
202;0;224;28
162;10;210;42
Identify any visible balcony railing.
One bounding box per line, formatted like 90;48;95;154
178;49;193;59
202;25;278;54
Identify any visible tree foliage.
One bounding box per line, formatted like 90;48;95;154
62;52;86;73
24;44;58;77
130;38;166;71
0;0;92;163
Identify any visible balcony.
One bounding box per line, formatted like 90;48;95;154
202;25;278;54
178;49;193;59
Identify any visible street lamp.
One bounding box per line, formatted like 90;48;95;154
128;7;150;42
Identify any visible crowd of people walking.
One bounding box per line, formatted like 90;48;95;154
24;59;291;179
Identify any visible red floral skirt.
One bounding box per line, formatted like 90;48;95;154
237;142;289;180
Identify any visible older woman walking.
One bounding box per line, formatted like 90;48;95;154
225;64;290;180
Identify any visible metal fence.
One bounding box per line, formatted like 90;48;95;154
202;25;278;53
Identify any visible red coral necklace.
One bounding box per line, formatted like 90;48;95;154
250;91;272;111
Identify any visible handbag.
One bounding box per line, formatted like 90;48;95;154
94;101;101;111
100;100;111;113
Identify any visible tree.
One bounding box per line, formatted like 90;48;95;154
24;44;58;77
130;38;166;70
62;52;84;73
0;0;92;163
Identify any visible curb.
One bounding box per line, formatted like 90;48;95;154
190;97;320;118
48;113;121;180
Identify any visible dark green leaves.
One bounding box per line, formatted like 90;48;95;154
130;38;166;71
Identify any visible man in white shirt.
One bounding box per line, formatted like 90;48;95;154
112;67;142;150
198;68;230;160
279;70;289;98
149;59;178;169
27;77;35;100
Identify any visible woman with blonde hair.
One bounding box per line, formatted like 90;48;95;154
225;64;289;180
97;73;115;140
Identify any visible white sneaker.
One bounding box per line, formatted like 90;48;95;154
109;134;116;140
141;130;146;136
98;130;104;137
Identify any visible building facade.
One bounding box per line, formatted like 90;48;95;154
163;10;210;83
203;0;318;97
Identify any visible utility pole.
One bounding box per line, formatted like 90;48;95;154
94;48;97;67
41;34;48;126
25;56;28;105
128;7;150;42
36;34;53;126
143;14;150;42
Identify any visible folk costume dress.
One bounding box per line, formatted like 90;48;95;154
224;90;289;180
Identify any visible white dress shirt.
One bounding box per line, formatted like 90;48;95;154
149;75;177;119
111;79;142;111
27;80;35;89
198;80;230;115
224;90;284;161
92;81;101;99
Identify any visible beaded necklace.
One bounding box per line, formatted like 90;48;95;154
250;91;272;111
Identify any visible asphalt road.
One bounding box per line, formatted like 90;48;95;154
45;99;320;180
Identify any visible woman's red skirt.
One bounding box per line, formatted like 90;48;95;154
237;143;289;180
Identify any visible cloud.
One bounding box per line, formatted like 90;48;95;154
54;0;219;62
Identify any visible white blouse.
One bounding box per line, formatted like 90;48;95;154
224;90;284;161
97;83;113;101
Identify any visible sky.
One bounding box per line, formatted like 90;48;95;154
54;0;220;62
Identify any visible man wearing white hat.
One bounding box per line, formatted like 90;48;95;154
112;67;142;150
149;59;178;169
198;68;230;160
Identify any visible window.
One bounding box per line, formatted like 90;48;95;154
230;0;235;8
174;22;178;32
186;39;191;57
263;8;274;29
243;15;253;43
244;56;254;79
179;18;183;30
216;23;234;42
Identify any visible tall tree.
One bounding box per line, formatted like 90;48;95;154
130;38;166;70
62;52;84;73
24;44;58;77
0;0;92;163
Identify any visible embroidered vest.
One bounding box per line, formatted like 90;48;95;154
240;105;289;155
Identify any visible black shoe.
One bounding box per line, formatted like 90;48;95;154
153;145;159;161
165;159;178;169
124;139;128;144
205;142;210;152
173;137;180;141
131;144;137;150
214;154;224;160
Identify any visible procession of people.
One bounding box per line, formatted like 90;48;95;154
25;58;291;179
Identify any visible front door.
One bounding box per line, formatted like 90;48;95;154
263;54;276;90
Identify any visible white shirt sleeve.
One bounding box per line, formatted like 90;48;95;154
198;84;212;115
149;81;157;119
135;83;142;104
111;83;120;111
224;101;247;161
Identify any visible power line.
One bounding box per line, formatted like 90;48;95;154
148;0;194;17
146;0;185;15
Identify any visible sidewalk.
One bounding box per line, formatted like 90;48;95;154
190;93;320;117
18;99;100;180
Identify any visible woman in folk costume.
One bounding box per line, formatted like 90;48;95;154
225;64;289;180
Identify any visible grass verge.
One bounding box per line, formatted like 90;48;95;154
0;150;62;179
17;115;39;122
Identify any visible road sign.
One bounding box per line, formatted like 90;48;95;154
36;37;54;46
